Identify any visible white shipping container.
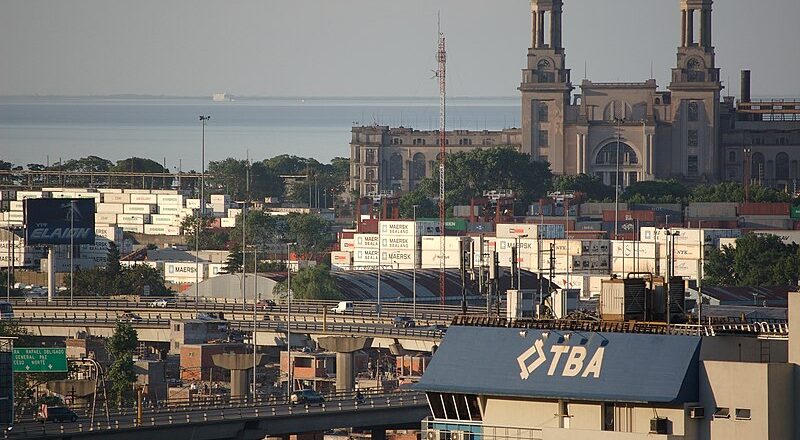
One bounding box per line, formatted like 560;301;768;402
97;203;125;214
380;236;418;250
95;226;123;243
117;214;150;224
102;193;130;204
151;189;179;195
672;259;701;279
150;214;179;226
421;236;472;252
156;194;184;206
379;220;439;237
164;262;207;282
353;249;379;263
718;237;737;250
208;263;226;277
97;188;123;194
16;191;47;200
354;234;379;249
210;194;231;204
4;211;24;222
123;189;152;194
380;250;415;268
95;213;118;224
159;205;181;215
670;244;702;260
130;193;158;204
143;224;180;236
496;223;565;239
420;250;461;269
340;239;355;251
9;201;23;211
186;199;201;209
495;238;538;253
330;251;352;270
227;208;242;219
220;217;236;228
120;260;159;270
752;230;800;246
123;204;157;214
640;227;740;246
611;241;657;259
611;257;661;275
117;224;144;234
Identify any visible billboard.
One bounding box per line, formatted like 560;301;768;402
25;198;96;245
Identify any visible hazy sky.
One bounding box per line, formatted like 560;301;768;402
1;0;798;98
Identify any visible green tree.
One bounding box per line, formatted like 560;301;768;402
690;182;791;203
621;180;690;204
181;215;229;250
430;147;552;210
207;158;283;201
704;233;800;286
274;264;341;300
398;189;438;218
121;264;170;295
286;213;333;256
230;210;284;249
111;157;167;173
106;322;138;406
552;173;615;201
221;246;243;274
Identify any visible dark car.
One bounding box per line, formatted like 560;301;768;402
37;406;78;423
290;389;325;405
258;299;277;310
392;316;416;328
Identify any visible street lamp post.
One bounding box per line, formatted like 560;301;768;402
196;115;210;310
252;246;258;399
286;242;294;399
412;204;419;320
69;200;75;306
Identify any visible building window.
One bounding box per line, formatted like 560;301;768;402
628;171;638;184
595;143;638;165
775;152;790;179
413;138;426;146
602;402;615;431
459;138;472;146
728;151;736;163
388;153;403;181
735;408;751;420
365;149;376;165
538;102;549;122
482;139;492;146
688;155;699;176
365;169;376;182
411;153;426;180
688;101;699;121
777;137;789;145
538;130;549;147
753;137;764;145
713;407;730;419
688;130;699;147
391;138;403;145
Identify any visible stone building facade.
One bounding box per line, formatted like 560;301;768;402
349;0;800;196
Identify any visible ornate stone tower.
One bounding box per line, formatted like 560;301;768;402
668;0;722;182
520;0;572;173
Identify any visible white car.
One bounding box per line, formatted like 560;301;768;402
148;298;174;308
329;301;354;314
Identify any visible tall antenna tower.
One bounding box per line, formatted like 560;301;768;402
436;15;447;305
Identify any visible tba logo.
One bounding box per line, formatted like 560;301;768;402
516;337;605;379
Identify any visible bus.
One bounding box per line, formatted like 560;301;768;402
0;302;14;319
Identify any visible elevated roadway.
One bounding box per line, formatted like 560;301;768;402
6;390;428;440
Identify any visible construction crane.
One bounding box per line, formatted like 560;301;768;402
435;17;447;305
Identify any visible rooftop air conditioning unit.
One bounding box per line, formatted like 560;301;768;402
650;417;669;434
689;407;705;419
425;430;440;440
450;431;466;440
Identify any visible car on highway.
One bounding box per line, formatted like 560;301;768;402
290;389;325;405
392;316;416;328
37;406;78;423
148;298;175;308
197;312;225;321
119;311;142;322
257;299;276;310
330;301;354;314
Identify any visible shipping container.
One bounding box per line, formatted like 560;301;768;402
752;230;800;245
738;202;790;216
380;236;419;250
117;224;144;234
102;193;131;204
496;223;565;239
379;250;416;268
208;263;226;277
97;203;125;214
354;234;379;249
123;204;157;214
158;205;181;215
611;241;657;259
578;202;627;217
150;214;179;226
123;189;151;194
95;213;117;225
186;199;201;209
143;224;181;236
640;227;740;246
130;193;158;204
379;220;440;236
16;191;48;200
220;217;236;228
164;262;207;282
420;250;461;269
602;209;656;223
330;251;352;270
340;239;355;251
353;249;379;263
116;214;150;224
157;194;185;206
686;202;738;219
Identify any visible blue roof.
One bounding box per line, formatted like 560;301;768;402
418;326;700;404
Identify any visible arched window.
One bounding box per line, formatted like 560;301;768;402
388;153;403;181
686;58;705;82
775;152;790;179
536;58;554;82
595;143;639;165
411;153;426;181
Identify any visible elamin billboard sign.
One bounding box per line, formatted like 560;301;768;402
24;198;96;245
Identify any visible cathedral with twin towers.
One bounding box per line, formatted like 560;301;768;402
349;0;800;196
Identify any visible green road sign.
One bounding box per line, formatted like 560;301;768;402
12;348;68;373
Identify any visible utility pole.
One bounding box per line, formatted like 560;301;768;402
196;115;210;311
436;14;447;306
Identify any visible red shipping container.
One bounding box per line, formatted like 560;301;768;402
602;210;656;223
357;219;378;233
738;203;790;216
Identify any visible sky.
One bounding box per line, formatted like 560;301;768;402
1;0;799;99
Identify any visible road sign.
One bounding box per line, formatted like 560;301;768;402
12;348;68;373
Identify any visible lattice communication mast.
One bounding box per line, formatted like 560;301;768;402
436;19;447;305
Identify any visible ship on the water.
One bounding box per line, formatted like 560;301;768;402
212;93;234;102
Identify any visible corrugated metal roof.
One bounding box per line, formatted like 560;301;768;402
417;326;700;404
701;304;787;322
701;285;793;306
330;269;543;304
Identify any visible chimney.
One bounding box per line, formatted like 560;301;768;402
740;70;751;103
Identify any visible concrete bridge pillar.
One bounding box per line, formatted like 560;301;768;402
212;353;264;400
317;337;372;392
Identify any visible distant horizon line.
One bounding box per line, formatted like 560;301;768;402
0;94;520;100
